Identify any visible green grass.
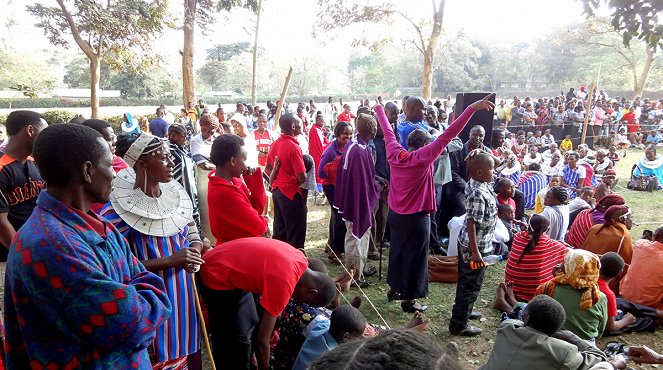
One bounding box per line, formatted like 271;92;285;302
300;147;663;369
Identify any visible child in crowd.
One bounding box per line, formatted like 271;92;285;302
449;152;497;337
292;305;366;370
646;130;660;145
603;131;616;149
560;134;573;152
535;175;562;214
512;135;528;160
493;204;526;257
598;253;640;335
568;187;594;226
541;129;555;149
541;186;570;242
615;127;631;149
484;295;615;370
505;132;515;149
496;178;516;215
608;145;624;163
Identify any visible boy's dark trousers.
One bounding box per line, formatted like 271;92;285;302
449;251;488;332
200;285;259;370
272;188;307;249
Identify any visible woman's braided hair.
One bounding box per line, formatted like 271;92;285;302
309;329;461;370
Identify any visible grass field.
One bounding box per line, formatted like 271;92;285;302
298;147;663;369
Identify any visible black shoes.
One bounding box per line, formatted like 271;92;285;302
469;311;482;320
450;325;482;337
387;290;402;302
401;301;428;313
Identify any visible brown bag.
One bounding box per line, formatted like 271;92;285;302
428;255;458;283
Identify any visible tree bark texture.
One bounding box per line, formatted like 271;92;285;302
182;0;196;107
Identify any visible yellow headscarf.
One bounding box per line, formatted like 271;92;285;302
535;249;601;310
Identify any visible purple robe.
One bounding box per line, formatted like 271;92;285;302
333;138;380;238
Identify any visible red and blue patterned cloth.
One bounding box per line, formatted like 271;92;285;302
4;191;172;369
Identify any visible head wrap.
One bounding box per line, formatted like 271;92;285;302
603;169;616;177
594;194;625;213
122;133;164;168
535;249;601;310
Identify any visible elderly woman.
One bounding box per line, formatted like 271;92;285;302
581;205;633;264
101;133;205;369
558;151;586;199
593;149;613;182
504;214;569;301
634;145;663;187
535;249;608;343
566;194;625;248
374;96;494;313
318;121;353;260
541;151;563;177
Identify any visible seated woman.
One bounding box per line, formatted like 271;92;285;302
101;133;205;368
535;249;608;344
633;145;663;188
504;214;569;301
541;186;569;241
593;149;613;182
581;205;634;265
594;169;616;202
516;163;547;210
558;151;586;199
566;194;625;248
615;127;631;149
498;153;522;185
522;145;543;169
207;134;268;243
541;152;563;178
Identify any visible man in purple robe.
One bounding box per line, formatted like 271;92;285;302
334;113;382;286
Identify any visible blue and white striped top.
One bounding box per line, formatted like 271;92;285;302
100;204;201;362
517;172;548;210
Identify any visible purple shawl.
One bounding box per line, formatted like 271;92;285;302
333;138;380;238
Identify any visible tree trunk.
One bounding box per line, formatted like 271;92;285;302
182;0;196;107
251;0;262;107
90;55;100;118
633;47;655;98
420;0;444;101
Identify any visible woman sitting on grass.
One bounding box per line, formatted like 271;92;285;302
535;249;608;344
504;215;569;301
565;194;625;248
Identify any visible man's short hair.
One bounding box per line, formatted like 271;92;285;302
329;305;367;342
6;110;44;135
33;124;105;187
210;134;244;167
407;129;431;150
80;119;111;135
525;295;566;336
528;163;541;171
278;113;299;133
600;252;625;279
308;271;336;308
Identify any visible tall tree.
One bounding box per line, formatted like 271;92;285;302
180;0;257;107
27;0;167;118
316;0;445;101
0;51;57;93
251;0;262;106
562;17;660;97
581;0;662;50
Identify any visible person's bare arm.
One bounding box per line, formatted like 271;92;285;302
0;212;16;249
296;172;306;185
254;312;278;370
605;313;636;333
467;218;483;264
140;248;204;274
197;162;216;171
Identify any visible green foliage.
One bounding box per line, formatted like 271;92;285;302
582;0;663;50
0;51;57;93
63;57;114;89
347;51;397;94
41;110;77;125
205;42;252;61
26;0;167;54
110;66;178;99
0;97;181;109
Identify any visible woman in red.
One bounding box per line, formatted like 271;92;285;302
620;107;638;144
253;114;274;168
336;104;356;124
505;214;569;301
308;114;330;188
318;122;353;259
208;134;268;244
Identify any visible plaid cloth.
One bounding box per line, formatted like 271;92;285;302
458;179;498;259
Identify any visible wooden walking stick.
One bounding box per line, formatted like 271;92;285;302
274;66;294;131
580;81;596;145
191;275;216;370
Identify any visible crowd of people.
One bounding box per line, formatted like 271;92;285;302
0;88;662;369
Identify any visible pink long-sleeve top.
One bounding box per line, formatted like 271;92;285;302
374;104;476;215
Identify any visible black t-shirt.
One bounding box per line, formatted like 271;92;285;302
0;153;45;236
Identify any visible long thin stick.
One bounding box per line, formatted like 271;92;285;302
580;81;595;145
274;66;293;131
192;275;216;370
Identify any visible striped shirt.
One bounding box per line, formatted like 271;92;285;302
505;231;569;301
542;205;570;241
517;172;548;210
100;205;201;362
566;209;595;248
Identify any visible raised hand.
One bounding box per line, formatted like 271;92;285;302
469;93;496;111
